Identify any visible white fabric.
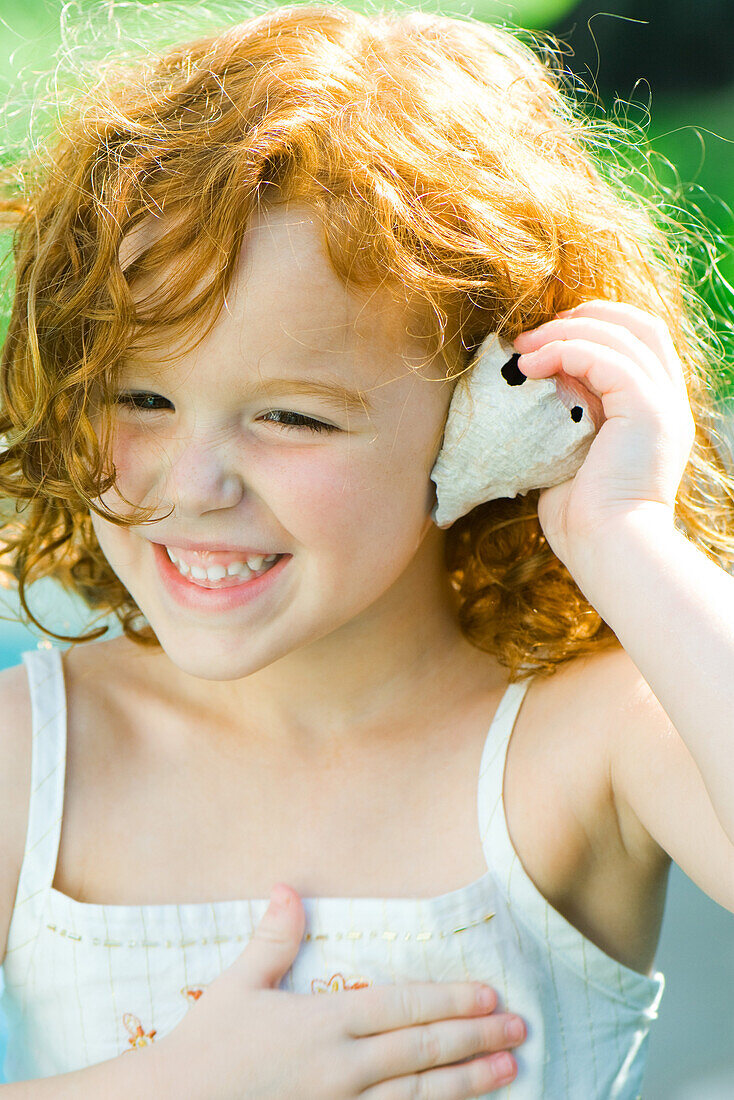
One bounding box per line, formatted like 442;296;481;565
1;647;664;1097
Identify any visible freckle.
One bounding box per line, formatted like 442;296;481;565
571;406;583;422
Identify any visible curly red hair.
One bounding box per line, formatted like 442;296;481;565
0;2;732;679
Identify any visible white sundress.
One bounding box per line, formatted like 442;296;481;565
0;646;664;1097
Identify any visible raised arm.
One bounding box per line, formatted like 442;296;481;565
573;526;734;913
514;299;734;908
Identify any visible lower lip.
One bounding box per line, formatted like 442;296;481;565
152;542;292;613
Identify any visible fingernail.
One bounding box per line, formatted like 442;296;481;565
505;1018;524;1041
493;1052;514;1079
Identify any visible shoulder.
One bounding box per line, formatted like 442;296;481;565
519;644;670;867
501;646;639;901
61;635;172;764
555;646;673;868
0;660;34;843
0;659;34;964
582;647;734;911
533;643;656;753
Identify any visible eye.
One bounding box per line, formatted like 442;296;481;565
114;392;173;411
259;410;338;434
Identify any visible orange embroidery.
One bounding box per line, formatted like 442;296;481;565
121;1012;157;1050
311;972;372;994
181;985;206;1002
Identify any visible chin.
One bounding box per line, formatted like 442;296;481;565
153;633;274;682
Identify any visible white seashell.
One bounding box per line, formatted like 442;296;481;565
430;334;604;528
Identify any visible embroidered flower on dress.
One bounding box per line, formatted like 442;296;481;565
311;972;372;994
121;1012;157;1050
181;985;205;1002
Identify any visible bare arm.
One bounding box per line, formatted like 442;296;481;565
573;517;734;909
0;1044;167;1098
0;664;32;967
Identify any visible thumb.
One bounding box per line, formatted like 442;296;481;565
236;883;306;989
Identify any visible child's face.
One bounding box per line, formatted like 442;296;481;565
90;203;458;681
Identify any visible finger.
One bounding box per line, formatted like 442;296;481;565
515;316;669;392
556;300;684;389
362;1052;518;1099
343;981;497;1038
352;1011;525;1087
517;338;662;422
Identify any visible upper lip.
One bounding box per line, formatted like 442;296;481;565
150;538;284;555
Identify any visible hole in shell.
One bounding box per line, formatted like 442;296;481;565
501;353;526;386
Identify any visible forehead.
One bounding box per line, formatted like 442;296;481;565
120;203;442;392
231;205;417;364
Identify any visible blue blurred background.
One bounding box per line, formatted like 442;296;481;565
0;1;732;1095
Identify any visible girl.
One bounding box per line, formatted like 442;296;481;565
0;2;732;1097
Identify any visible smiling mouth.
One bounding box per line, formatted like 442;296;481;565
164;547;284;588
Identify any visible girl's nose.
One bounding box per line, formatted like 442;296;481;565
158;436;246;517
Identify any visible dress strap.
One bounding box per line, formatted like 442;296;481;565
477;665;666;1005
477;673;535;867
7;648;67;971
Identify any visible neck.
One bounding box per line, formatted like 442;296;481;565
143;525;505;755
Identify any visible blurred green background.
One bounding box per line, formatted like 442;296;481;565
0;3;732;1098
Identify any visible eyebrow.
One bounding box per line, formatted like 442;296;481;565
251;377;373;416
121;356;373;416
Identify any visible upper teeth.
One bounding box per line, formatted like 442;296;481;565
165;548;278;580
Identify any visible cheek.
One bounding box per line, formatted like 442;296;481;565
267;450;368;540
89;510;128;579
105;425;151;488
278;442;426;562
97;424;163;514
